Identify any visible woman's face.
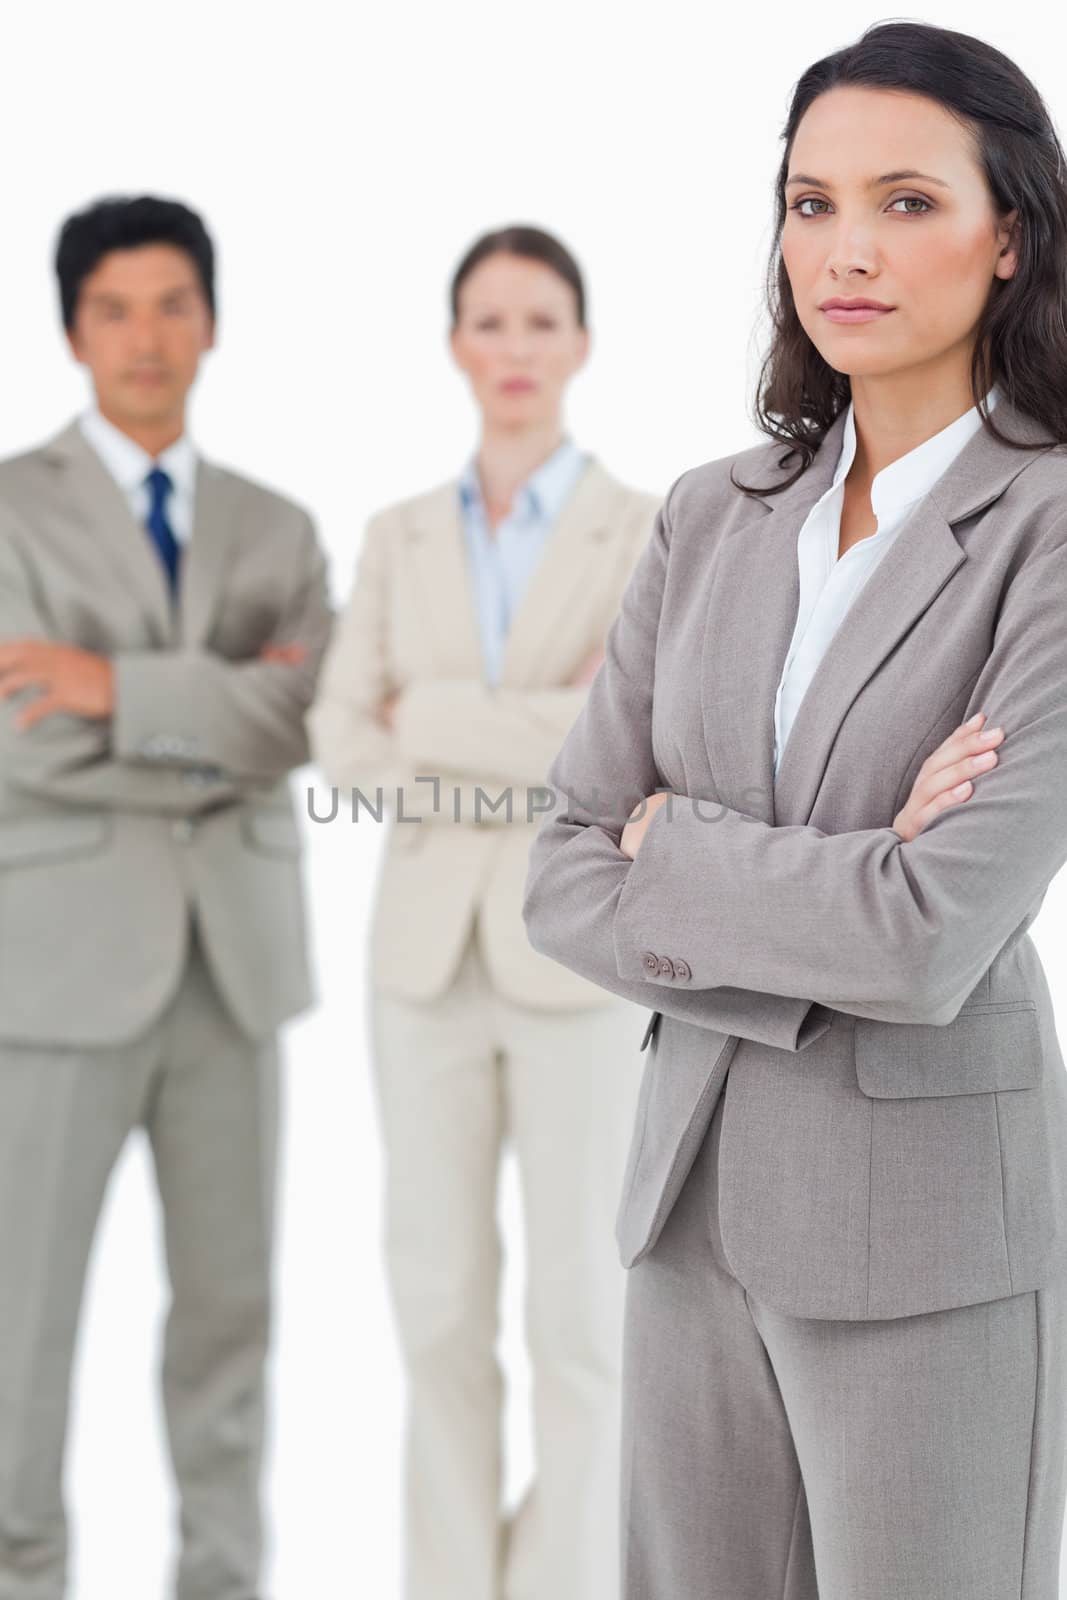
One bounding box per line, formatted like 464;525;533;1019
450;251;589;430
780;85;1018;384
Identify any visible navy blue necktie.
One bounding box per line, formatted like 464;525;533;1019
144;466;181;597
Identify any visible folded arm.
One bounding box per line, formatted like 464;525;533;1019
308;512;561;826
612;521;1067;1024
0;530;244;813
521;479;834;1051
390;678;590;790
524;474;1067;1032
111;511;333;783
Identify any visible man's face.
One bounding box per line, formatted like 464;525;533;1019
66;243;215;428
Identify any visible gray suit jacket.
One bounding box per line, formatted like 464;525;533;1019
0;417;333;1046
522;395;1067;1321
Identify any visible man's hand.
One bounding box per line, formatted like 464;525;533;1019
0;636;306;734
259;642;306;666
0;639;114;729
619;790;674;860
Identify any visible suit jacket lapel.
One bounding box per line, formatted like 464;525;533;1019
407;457;624;687
43;417;243;654
179;458;237;650
407;482;485;676
498;458;620;688
42;418;175;646
701;397;1058;830
701;410;848;827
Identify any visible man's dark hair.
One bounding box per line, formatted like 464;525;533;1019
55;194;216;331
449;224;587;328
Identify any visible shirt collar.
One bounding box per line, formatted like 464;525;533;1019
78;405;198;501
831;383;1001;525
459;436;587;524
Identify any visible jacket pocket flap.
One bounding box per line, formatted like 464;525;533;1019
854;1001;1041;1097
0;814;111;866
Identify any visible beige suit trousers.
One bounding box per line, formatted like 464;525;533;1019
369;913;645;1600
0;912;279;1600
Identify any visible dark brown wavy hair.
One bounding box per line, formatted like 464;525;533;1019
734;19;1067;497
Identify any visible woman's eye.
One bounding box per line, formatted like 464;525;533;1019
789;195;932;218
888;195;933;214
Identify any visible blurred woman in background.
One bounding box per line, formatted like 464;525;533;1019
309;224;660;1600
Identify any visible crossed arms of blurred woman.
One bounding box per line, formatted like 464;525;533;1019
308;506;600;824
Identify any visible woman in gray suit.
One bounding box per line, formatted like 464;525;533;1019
523;20;1067;1600
309;226;661;1600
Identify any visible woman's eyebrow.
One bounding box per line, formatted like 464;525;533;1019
785;169;952;189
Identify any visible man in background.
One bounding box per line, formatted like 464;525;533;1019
0;194;332;1600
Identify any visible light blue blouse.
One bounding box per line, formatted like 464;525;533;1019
458;437;588;687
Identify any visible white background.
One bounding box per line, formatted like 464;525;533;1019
1;2;1066;1595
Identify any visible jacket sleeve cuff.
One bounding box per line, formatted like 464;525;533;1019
612;798;832;1051
111;651;204;764
612;796;708;980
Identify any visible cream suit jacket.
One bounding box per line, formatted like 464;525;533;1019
0;417;333;1045
523;396;1067;1320
307;458;660;1007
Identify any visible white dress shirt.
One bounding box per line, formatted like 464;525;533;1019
78;405;198;543
772;386;1001;776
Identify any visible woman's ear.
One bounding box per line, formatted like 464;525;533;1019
994;208;1021;281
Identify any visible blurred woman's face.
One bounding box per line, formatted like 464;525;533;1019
780;85;1018;386
450;251;589;430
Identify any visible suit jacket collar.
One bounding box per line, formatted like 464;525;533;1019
406;456;626;689
457;435;588;525
702;395;1059;830
41;415;236;650
76;406;198;521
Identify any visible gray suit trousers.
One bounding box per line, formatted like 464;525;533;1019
621;1081;1067;1599
0;913;278;1600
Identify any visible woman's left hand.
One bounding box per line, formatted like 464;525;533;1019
619;791;675;859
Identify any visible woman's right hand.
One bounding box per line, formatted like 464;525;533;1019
891;711;1005;842
569;645;605;688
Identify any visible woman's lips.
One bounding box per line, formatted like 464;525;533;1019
500;379;536;393
821;306;895;324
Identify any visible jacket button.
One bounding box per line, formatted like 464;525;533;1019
657;956;675;978
674;958;692;981
643;951;659;973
